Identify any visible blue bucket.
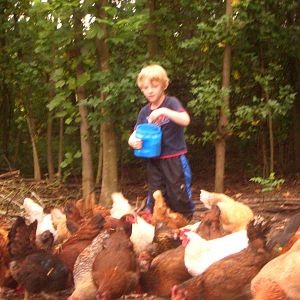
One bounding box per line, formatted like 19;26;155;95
134;124;162;158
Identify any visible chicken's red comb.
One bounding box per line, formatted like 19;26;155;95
15;285;23;294
179;228;191;237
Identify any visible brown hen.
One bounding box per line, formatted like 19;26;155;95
0;227;15;288
68;214;136;300
140;245;191;297
56;213;106;273
92;224;139;299
152;190;189;229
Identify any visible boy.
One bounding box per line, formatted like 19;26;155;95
128;64;195;219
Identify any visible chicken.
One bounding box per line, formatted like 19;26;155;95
152;222;181;253
69;230;111;300
74;197;111;219
8;217;38;260
280;228;300;254
182;227;249;276
92;204;111;218
92;225;139;299
268;210;300;252
195;205;226;239
22;197;57;247
152;190;189;229
137;221;182;274
110;192;134;218
64;200;83;222
171;217;273;300
56;213;106;273
64;201;85;233
251;238;300;300
179;221;201;232
200;189;254;233
69;214;136;300
0;227;15;288
139;245;191;297
110;192;155;254
50;208;72;244
8;216;70;298
10;253;70;296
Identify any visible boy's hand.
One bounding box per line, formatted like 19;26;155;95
128;133;143;149
148;108;167;123
132;138;142;149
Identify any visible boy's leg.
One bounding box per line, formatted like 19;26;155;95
161;155;195;219
146;159;166;212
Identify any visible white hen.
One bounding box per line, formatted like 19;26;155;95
22;198;57;244
183;229;249;277
111;192;155;254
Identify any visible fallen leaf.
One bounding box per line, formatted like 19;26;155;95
282;191;291;198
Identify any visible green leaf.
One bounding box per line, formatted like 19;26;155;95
47;94;65;111
77;72;90;87
55;80;66;88
67;77;76;90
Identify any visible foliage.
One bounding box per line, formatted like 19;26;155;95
0;0;299;180
250;172;285;193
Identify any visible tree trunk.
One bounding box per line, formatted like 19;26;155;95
47;79;56;181
292;60;300;171
268;111;274;174
96;0;119;205
26;113;41;180
147;0;159;57
100;122;118;205
96;123;103;186
12;130;20;167
47;112;55;181
261;130;269;177
57;117;64;180
215;0;232;192
73;11;95;211
0;82;12;157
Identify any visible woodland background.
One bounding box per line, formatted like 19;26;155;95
0;0;299;208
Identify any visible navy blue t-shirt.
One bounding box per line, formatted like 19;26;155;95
135;96;188;158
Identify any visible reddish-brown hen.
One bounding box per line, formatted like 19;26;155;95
69;214;136;300
0;227;15;288
139;245;191;297
152;190;189;229
56;213;106;273
92;224;139;299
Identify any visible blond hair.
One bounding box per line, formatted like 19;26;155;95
137;64;170;89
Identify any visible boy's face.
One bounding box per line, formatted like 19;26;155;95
140;79;165;106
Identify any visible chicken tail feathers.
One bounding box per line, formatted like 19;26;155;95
246;215;271;244
199;190;212;208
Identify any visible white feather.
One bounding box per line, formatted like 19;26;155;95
110;192;155;254
23;198;44;223
110;192;134;218
22;197;57;242
184;230;248;276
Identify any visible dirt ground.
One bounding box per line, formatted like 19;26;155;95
1;170;300;299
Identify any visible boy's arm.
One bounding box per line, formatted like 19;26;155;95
148;107;190;126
